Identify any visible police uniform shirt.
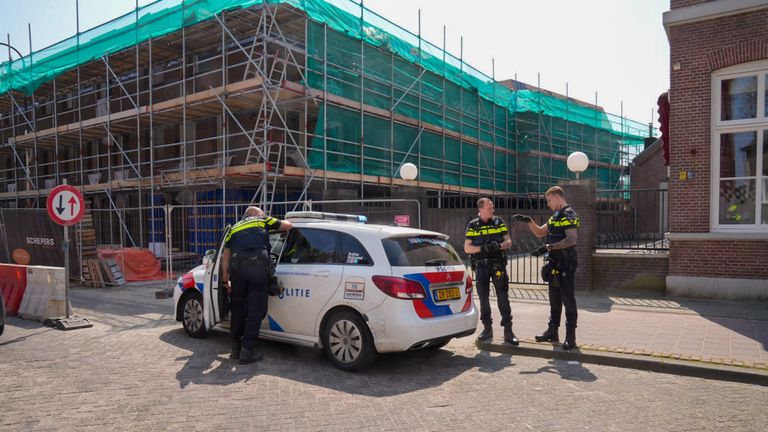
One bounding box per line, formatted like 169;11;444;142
546;205;579;259
225;216;281;254
465;215;508;259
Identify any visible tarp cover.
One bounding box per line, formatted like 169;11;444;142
97;247;167;281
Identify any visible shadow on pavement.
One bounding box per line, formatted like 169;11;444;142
159;328;516;396
518;359;597;382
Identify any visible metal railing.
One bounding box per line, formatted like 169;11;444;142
596;188;668;250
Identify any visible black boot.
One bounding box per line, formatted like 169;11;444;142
503;325;519;346
535;323;559;342
239;346;264;364
477;323;493;342
231;343;241;360
562;327;577;350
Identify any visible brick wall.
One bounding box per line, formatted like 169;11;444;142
667;6;768;280
670;240;768;278
592;253;669;292
668;10;768;233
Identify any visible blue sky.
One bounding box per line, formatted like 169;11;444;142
0;0;670;128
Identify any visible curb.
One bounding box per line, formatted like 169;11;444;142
477;340;768;386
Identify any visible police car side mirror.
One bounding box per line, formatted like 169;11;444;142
202;249;216;265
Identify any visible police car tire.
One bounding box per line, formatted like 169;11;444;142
181;291;208;338
323;310;376;371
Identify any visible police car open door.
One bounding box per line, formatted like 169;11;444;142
207;225;231;329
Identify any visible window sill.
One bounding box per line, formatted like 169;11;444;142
668;232;768;241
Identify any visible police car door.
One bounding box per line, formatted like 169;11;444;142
207;225;231;327
266;227;343;338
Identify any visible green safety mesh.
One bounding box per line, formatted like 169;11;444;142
1;0;652;192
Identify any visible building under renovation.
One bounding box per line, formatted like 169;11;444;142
0;0;653;265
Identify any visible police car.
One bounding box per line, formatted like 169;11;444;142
173;211;477;371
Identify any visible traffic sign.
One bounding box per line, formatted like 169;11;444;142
46;185;85;226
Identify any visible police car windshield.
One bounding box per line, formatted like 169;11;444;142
382;236;463;267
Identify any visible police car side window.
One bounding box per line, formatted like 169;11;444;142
280;228;341;264
340;233;373;265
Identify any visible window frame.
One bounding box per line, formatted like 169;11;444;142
711;59;768;232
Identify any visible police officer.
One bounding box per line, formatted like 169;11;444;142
513;186;579;350
221;206;292;364
464;198;518;345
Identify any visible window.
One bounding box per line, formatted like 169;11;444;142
340;233;373;265
279;228;341;264
382;235;463;267
712;60;768;230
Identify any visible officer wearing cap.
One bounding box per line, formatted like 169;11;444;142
513;186;579;350
221;206;292;363
464;197;518;345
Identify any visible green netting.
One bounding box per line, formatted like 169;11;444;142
1;0;652;193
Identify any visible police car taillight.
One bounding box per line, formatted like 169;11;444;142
465;275;473;294
372;276;426;300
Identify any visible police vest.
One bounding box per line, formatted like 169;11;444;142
546;205;579;261
465;215;508;259
225;216;281;254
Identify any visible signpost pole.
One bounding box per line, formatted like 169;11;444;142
63;178;70;319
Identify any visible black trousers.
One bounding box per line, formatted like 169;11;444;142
548;259;578;329
230;256;270;350
475;261;512;327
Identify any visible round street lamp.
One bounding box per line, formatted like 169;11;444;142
399;162;418;181
567;151;589;179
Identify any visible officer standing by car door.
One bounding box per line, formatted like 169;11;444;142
464;197;518;345
221;206;292;364
513;186;579;350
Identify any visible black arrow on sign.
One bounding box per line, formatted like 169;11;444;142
56;194;65;215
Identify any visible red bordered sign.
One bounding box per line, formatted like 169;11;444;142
47;185;85;226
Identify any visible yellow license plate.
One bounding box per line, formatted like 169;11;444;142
435;287;461;302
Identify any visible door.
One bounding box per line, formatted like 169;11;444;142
267;227;344;336
207;225;231;327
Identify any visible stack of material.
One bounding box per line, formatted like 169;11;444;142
81;258;125;288
97;247;167;281
78;212;97;259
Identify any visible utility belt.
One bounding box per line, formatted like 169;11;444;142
232;249;269;262
470;254;506;272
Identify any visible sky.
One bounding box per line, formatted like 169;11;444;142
0;0;670;128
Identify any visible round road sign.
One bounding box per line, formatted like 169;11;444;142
47;185;85;226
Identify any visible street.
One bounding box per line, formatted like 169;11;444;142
1;283;766;431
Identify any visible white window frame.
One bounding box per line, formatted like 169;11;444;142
711;59;768;232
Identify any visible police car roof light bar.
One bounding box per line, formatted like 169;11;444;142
284;211;367;223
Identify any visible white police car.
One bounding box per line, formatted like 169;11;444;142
173;211;477;370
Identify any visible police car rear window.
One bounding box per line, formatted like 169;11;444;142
382;236;463;267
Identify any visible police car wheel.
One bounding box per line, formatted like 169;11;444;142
323;311;376;371
181;291;208;338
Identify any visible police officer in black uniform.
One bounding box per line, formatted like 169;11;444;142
513;186;579;350
465;198;518;345
221;206;292;364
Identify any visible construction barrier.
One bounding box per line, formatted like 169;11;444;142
18;266;67;321
0;263;67;322
0;264;27;316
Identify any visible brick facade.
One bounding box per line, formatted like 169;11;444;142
592;253;669;292
666;1;768;285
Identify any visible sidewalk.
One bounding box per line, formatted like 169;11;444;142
480;287;768;382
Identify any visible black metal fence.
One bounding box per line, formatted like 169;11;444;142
596;188;668;250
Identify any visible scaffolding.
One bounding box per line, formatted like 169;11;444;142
0;0;653;259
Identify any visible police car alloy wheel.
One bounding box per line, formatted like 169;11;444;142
181;292;207;338
323;310;376;371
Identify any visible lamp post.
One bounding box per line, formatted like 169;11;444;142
567;151;589;179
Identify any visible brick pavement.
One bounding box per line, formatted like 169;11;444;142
0;282;766;431
486;288;768;369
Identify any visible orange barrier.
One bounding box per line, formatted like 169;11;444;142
0;264;28;316
97;247;168;281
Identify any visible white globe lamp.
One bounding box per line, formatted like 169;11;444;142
399;162;418;181
567;151;589;179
